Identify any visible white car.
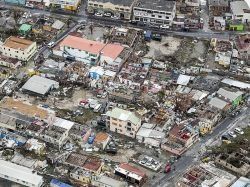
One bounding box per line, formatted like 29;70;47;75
95;12;103;17
234;128;244;135
228;131;237;138
103;12;112;17
47;41;55;48
160;24;170;29
111;15;119;19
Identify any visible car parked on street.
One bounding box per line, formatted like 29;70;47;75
228;131;237;138
234;127;244;135
160;24;170;29
103;12;112;17
95;12;103;17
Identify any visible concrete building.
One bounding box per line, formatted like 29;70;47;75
92;175;128;187
25;138;46;155
230;0;250;24
53;35;124;65
175;163;236;187
4;0;25;5
216;88;243;108
106;107;142;138
49;0;81;11
94;132;111;150
70;168;92;184
87;0;136;20
230;177;250;187
0;159;43;187
40;117;74;149
132;0;176;26
0;36;37;61
208;0;230;16
235;34;250;61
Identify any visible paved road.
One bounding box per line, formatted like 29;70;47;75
1;3;247;40
148;107;249;187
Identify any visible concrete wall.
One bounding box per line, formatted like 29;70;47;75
133;4;176;26
0;42;37;61
87;1;132;19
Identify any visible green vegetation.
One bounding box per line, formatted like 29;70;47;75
212;127;250;156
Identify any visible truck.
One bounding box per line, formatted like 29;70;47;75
144;30;152;42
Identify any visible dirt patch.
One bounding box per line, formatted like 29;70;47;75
145;36;182;59
99;149;137;163
46;88;93;110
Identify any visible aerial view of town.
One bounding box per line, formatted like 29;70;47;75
0;0;249;186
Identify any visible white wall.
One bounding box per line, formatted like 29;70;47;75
133;4;176;25
59;46;99;64
0;42;37;61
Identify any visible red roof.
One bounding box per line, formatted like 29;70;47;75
83;158;102;172
119;163;146;177
60;35;124;59
101;43;124;60
60;35;105;55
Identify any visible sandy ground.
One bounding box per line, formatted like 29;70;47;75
190;40;208;59
47;88;94;110
81;25;109;42
145;36;182;58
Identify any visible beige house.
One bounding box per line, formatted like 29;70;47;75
106;107;141;138
87;0;136;20
0;36;37;61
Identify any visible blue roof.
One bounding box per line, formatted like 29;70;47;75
50;179;72;187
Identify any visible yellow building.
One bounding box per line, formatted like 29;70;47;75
0;36;37;61
87;0;136;20
49;0;80;11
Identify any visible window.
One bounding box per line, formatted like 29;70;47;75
89;3;93;5
99;5;103;7
130;132;133;135
120;8;124;11
94;4;98;6
152;15;155;17
158;15;162;18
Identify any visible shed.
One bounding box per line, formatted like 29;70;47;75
19;24;32;35
21;75;59;96
52;20;65;30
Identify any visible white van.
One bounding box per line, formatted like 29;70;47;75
47;41;55;48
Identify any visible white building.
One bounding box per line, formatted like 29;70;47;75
0;159;43;187
132;0;176;26
230;0;250;24
40;117;74;149
0;36;37;61
53;35;124;65
48;0;81;11
106;107;141;138
21;75;59;96
92;175;128;187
